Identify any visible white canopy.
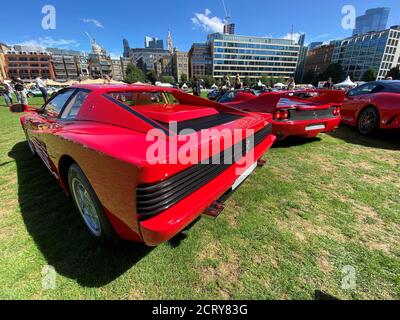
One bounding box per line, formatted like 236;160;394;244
257;80;266;87
211;83;218;89
181;83;189;90
274;83;286;88
335;76;356;87
155;81;173;88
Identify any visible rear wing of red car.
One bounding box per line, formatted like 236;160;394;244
230;90;345;112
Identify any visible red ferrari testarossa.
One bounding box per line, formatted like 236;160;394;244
10;84;276;246
219;89;345;140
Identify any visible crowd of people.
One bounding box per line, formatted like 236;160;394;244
0;76;49;107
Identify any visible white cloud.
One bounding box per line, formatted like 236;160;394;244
109;51;122;59
82;18;104;28
283;32;302;43
17;37;79;49
191;9;224;33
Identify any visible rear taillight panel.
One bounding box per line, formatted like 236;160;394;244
273;109;290;121
332;106;341;116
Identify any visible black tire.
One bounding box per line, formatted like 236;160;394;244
357;106;380;135
24;128;36;156
68;164;120;246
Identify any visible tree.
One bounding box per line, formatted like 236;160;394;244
243;77;251;87
124;63;145;84
386;66;400;80
180;73;188;84
361;68;377;82
302;69;318;85
161;75;175;84
202;75;214;88
146;70;157;84
320;63;345;83
260;76;269;86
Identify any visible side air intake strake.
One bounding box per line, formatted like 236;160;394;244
136;124;272;217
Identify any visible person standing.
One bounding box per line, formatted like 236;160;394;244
233;74;242;90
286;77;296;90
0;80;14;107
35;76;48;103
221;75;231;93
192;78;201;96
12;77;28;106
323;78;334;89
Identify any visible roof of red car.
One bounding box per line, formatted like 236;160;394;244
71;84;175;93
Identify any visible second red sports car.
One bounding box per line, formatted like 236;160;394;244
341;80;400;135
219;89;345;140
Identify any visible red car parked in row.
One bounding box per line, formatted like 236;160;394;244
10;85;276;246
218;89;345;140
341;80;400;135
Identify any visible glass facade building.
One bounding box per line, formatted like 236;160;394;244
332;26;400;81
188;43;213;78
207;33;300;80
353;8;390;36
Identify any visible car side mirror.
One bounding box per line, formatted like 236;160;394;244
9;104;28;113
9;104;39;113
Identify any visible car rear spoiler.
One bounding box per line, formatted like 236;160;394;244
232;90;345;111
286;90;345;105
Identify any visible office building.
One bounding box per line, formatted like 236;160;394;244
173;50;189;82
208;33;300;80
47;48;81;82
154;55;173;78
308;42;323;50
332;26;400;81
77;53;90;78
5;45;55;81
120;57;133;79
353;7;390;36
145;36;164;49
111;59;123;80
123;39;130;58
88;53;112;79
188;43;213;78
294;34;307;81
130;48;170;72
224;23;235;35
304;44;335;75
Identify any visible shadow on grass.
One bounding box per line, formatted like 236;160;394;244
327;125;400;151
272;136;322;149
9;142;153;288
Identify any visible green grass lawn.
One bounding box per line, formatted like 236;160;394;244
0;95;399;300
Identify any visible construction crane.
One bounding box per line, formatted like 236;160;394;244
85;32;102;54
221;0;231;24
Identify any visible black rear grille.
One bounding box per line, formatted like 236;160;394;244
136;124;272;217
158;112;244;133
289;107;337;121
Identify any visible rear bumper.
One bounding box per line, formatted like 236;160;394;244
273;117;341;140
139;134;276;246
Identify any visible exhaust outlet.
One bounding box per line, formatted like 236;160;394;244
203;201;225;219
257;159;266;167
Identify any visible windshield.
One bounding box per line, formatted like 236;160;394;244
108;91;180;107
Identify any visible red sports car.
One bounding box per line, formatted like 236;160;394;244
10;85;276;246
218;89;345;140
341;80;400;135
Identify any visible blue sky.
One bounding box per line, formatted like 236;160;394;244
0;0;399;57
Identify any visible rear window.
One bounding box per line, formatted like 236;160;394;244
108;91;179;107
388;82;400;93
